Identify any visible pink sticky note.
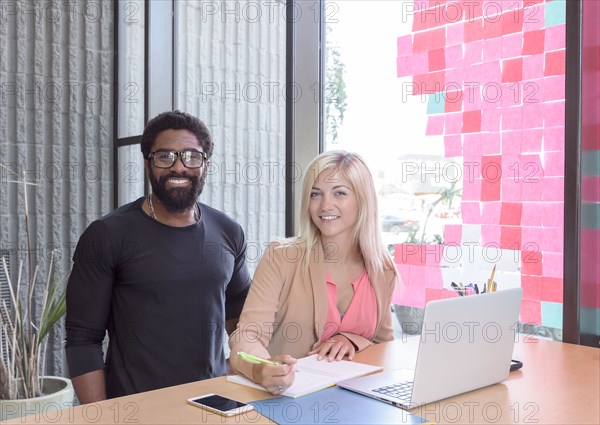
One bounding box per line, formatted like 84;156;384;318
462;178;482;201
544;126;564;151
542;177;564;201
524;79;543;104
429;48;446;72
542;277;563;303
464;40;483;65
481;155;503;179
544;50;566;77
544;100;565;127
523;54;545;80
446;21;464;46
522;275;543;301
502;179;522;201
521;128;544;152
520;299;541;325
483;12;504;38
443;224;462;244
543;227;564;253
463;134;483;156
499;82;520;108
461;201;481;223
542;227;564;252
502;57;523;83
543;252;563;278
426;288;459;303
502;33;523;58
521;202;544;226
446;67;465;87
423;245;444;267
543;75;566;102
462;110;482;133
521;249;543;276
481;224;501;246
397;35;413;56
521;226;545;251
544;151;564;177
545;24;566;51
482;108;501;132
542;203;564;227
397;285;425;308
445;112;463;134
523;6;545;32
502;7;524;36
482;180;501;201
409;264;430;286
445;89;464;113
462;88;481;112
523;29;546;55
501;226;522;250
502;106;523;130
481;202;502;224
518;154;545;182
520;179;542;201
414;71;446;94
413;27;446;52
482;61;502;85
425;266;443;287
522;103;545;130
480;133;501;155
464;17;484;43
445;45;463;68
500;202;523;225
444;135;462;157
426;115;445;136
523;102;544;130
501;130;522;154
483;38;503;62
397;53;429;77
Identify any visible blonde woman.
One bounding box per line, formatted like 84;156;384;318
229;150;399;395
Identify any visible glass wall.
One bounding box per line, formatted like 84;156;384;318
324;0;566;339
580;0;600;346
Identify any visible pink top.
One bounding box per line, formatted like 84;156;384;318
321;270;378;342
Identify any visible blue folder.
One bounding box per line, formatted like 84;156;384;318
249;386;432;424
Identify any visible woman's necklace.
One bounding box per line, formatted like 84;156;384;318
147;193;199;223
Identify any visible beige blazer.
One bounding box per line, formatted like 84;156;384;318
229;239;398;380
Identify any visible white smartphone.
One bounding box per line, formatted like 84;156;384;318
186;393;255;417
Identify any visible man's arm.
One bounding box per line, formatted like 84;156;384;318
72;370;107;404
65;221;115;403
225;318;239;336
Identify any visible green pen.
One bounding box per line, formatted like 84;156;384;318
237;351;282;365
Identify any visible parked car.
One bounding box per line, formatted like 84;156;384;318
380;215;419;234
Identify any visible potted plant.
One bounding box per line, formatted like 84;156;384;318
0;166;74;421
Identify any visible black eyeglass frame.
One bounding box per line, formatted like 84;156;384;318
147;149;208;169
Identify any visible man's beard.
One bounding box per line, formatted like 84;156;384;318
148;170;207;213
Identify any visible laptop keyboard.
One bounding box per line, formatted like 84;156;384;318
372;381;414;403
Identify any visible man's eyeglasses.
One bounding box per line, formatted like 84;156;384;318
147;150;207;169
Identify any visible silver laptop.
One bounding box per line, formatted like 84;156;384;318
338;288;523;409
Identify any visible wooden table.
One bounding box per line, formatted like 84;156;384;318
6;338;599;424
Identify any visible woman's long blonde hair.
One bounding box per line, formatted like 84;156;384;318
297;150;397;277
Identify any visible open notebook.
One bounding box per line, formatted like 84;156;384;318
227;354;382;398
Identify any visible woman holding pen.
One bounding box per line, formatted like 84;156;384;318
229;150;400;395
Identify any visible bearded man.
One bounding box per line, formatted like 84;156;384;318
65;111;251;403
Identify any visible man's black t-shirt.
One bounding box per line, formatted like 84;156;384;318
65;197;251;398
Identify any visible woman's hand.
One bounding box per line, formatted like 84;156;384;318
252;355;297;395
308;334;356;361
